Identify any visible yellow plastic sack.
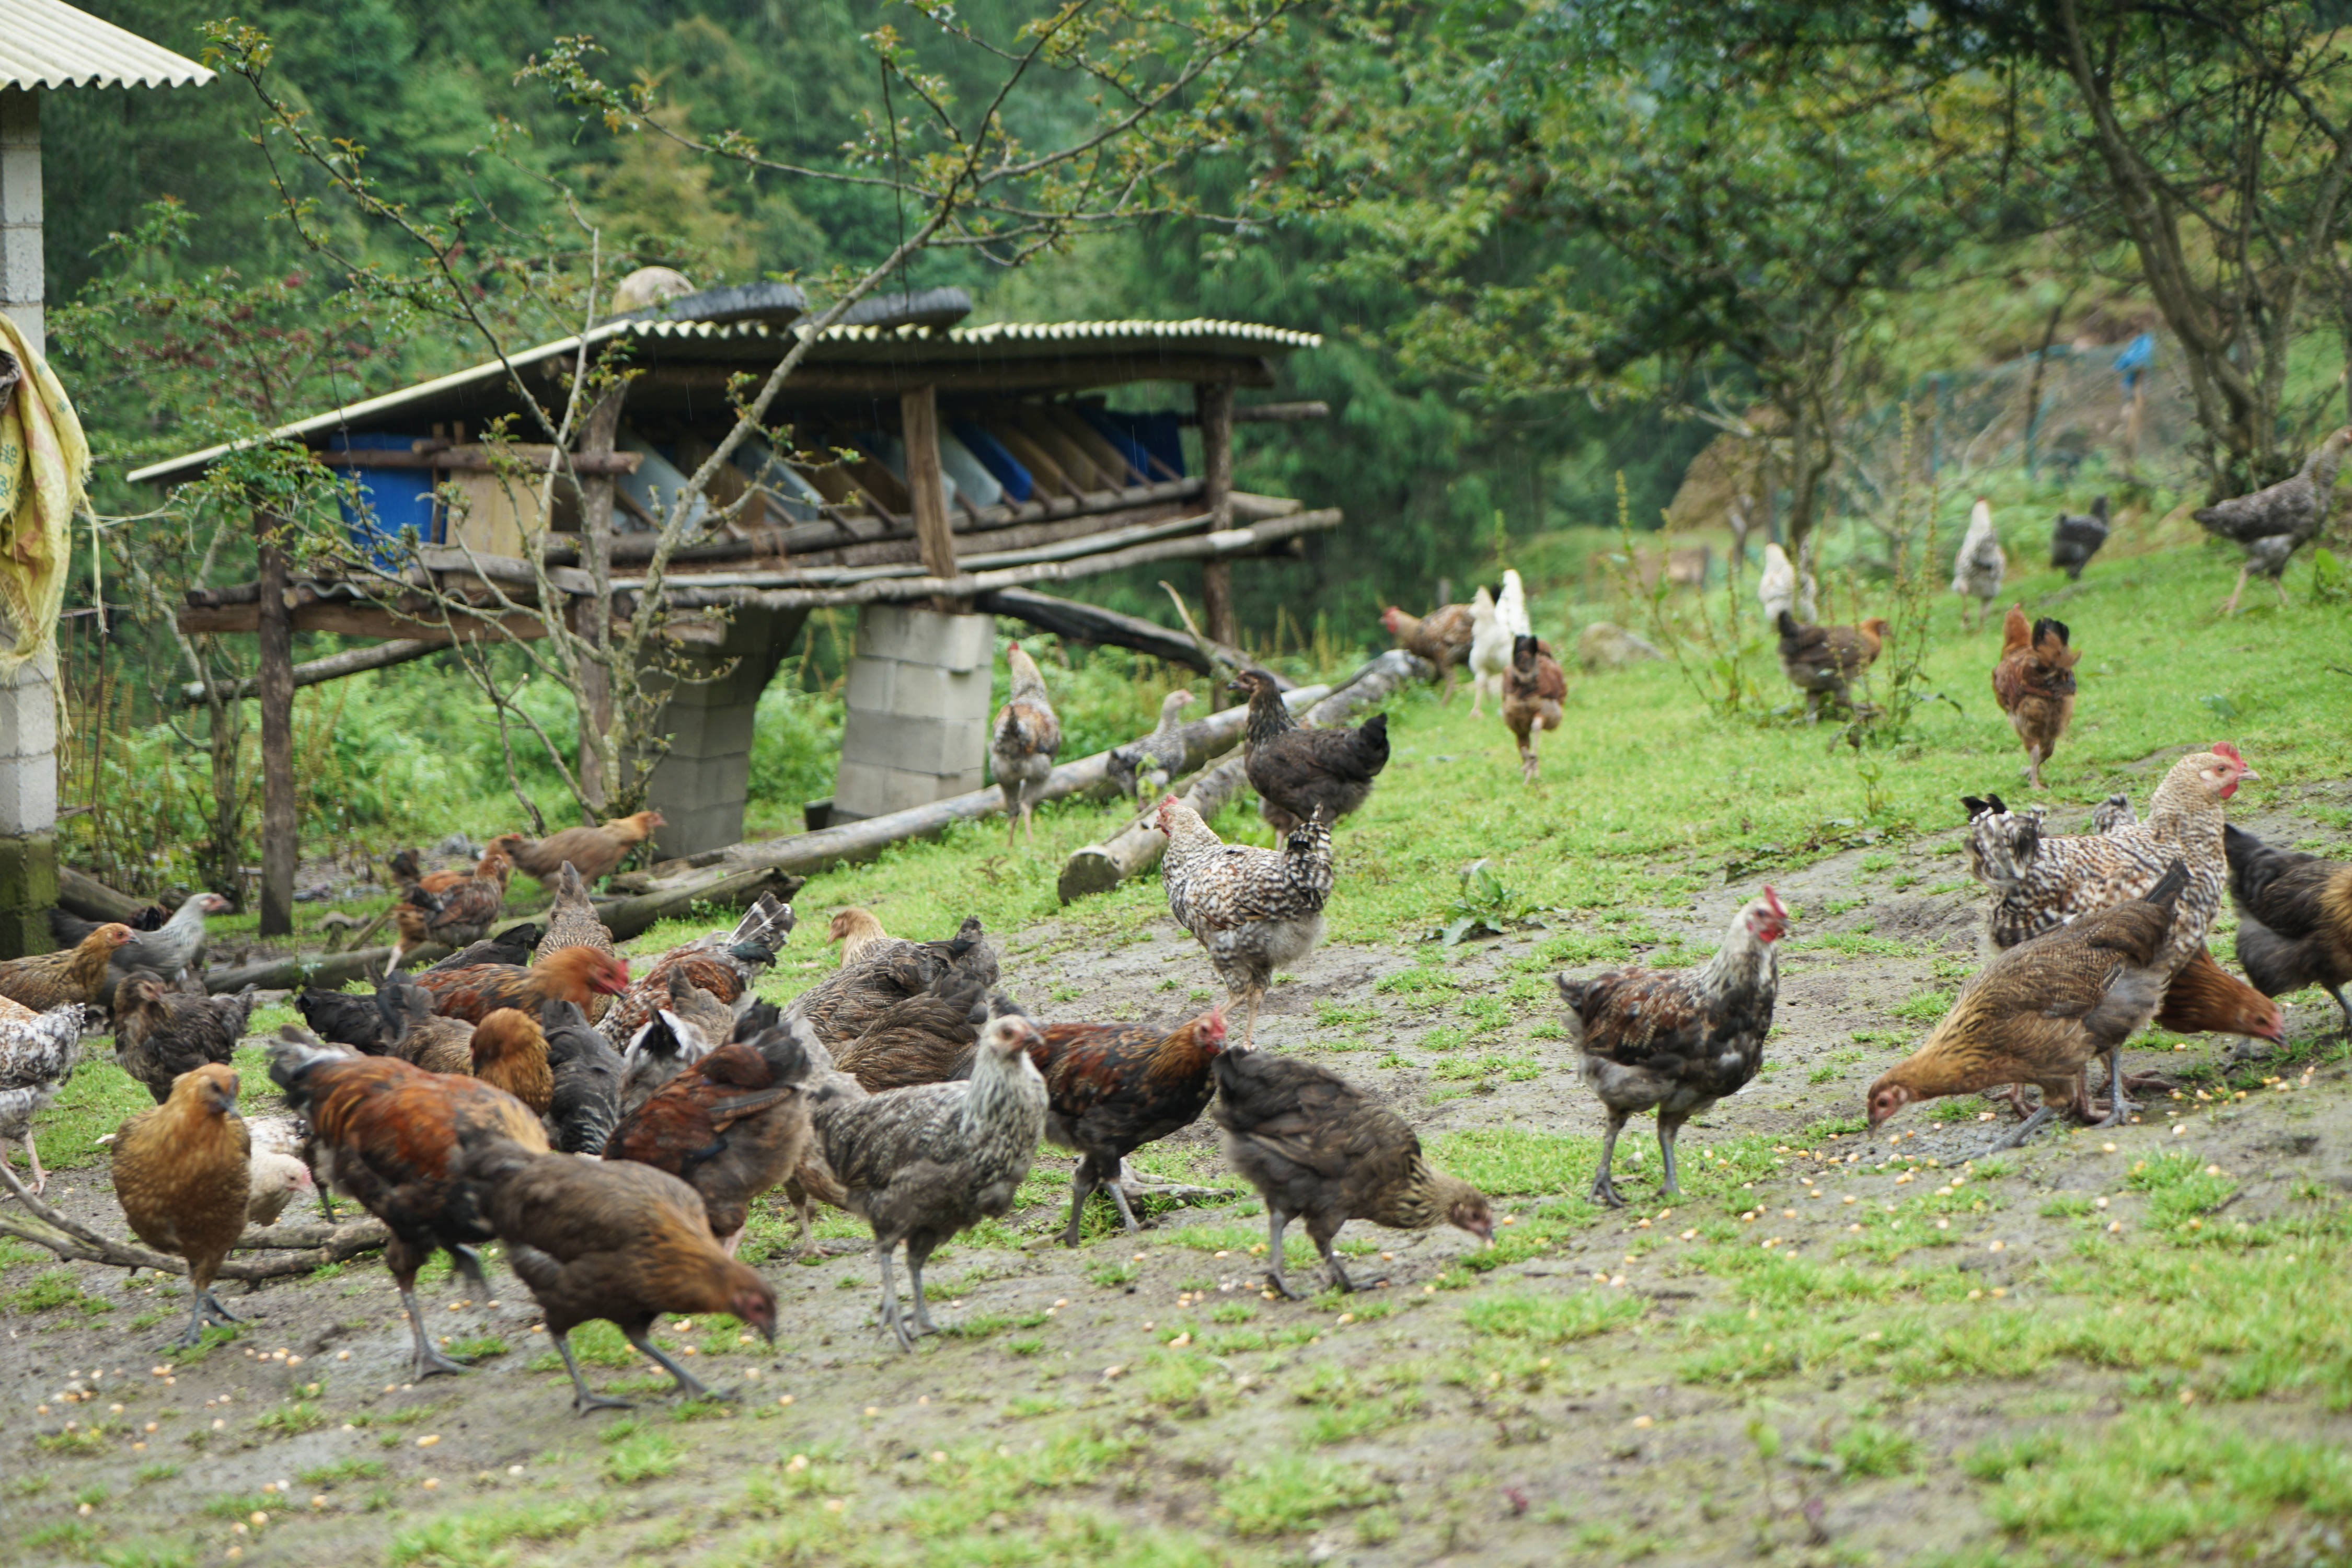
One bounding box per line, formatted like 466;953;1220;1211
0;314;86;673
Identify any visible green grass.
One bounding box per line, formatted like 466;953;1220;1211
1216;1454;1391;1536
386;1498;608;1566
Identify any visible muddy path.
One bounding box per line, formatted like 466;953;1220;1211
6;781;2352;1566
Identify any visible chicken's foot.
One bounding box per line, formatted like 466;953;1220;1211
625;1329;720;1403
2097;1046;2135;1128
1656;1114;1691;1198
171;1288;241;1348
11;1132;46;1196
1239;989;1264;1051
1316;1229;1381;1295
2330;984;2352;1035
1975;1103;2058;1156
1588;1112;1631;1208
1263;1207;1306;1300
873;1242;916;1351
552;1331;633;1414
398;1287;474;1379
2222;565;2251;617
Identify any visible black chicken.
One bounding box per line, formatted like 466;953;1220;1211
1229;667;1390;835
2050;494;2110;580
2223;824;2352;1031
540;999;626;1155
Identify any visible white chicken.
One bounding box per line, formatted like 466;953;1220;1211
1466;587;1508;718
1495;569;1532;641
1951;497;2006;631
1757;543;1816;624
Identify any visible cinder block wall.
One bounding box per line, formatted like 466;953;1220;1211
642;606;805;857
832;604;993;821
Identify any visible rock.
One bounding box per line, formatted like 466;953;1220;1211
1577;622;1664;671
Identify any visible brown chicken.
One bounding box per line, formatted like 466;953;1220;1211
389;845;513;970
266;1026;551;1377
1867;861;2190;1146
991;643;1062;846
2224;824;2352;1033
471;1008;553;1114
605;1035;815;1254
832;965;988;1091
1991;606;2079;790
1380;602;1477;702
110;1063;250;1346
1158;795;1332;1047
112;974;258;1104
2154;945;2285;1052
0;921;132;1011
492;809;665;888
595;895;792;1047
1210;1045;1493;1297
460;1135;777;1412
1016;1002;1227;1244
788;910;998;1050
536;863;617;1020
1776;610;1888;721
1501;635;1566;783
1230;667;1389;834
376;973;478;1075
416;945;631;1026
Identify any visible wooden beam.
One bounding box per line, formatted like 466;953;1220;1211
621;353;1279;400
177;635;459;705
1195;383;1238;665
575;389;625;812
308;448;642;474
975;586;1262;675
1231;400;1332;424
177;601;547;641
900;384;960;593
255;514;296;938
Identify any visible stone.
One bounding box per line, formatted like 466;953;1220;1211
1576;621;1664;672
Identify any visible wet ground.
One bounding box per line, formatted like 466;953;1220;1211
5;781;2352;1566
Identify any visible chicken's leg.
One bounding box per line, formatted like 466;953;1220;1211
19;1131;44;1196
873;1240;913;1351
2097;1044;2135;1128
1977;1102;2058;1156
172;1285;240;1349
1001;783;1023;847
1589;1110;1631;1208
1263;1207;1305;1300
626;1329;722;1403
2024;744;2044;791
1239;988;1264;1051
398;1287;473;1378
1656;1113;1690;1198
2329;983;2352;1034
1061;1164;1097;1247
2277;577;2292;609
906;1236;941;1338
552;1330;632;1414
2222;564;2251;616
1106;1180;1143;1235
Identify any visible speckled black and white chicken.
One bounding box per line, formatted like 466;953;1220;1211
2194;427;2351;614
1156;794;1332;1048
991;643;1062;845
0;1000;89;1194
1554;889;1788;1207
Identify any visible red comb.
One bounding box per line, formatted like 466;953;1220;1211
2212;741;2241;762
1761;885;1787;919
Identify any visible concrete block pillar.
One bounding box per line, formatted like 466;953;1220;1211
832;603;993;822
1;88;40;358
642;606;806;857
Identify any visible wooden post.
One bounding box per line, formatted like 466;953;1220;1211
574;388;625;812
901;384;962;609
1195;382;1236;698
255;513;296;937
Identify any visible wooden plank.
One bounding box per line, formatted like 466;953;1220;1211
310;448;642;474
627;353;1278;400
576;389;625;811
256;515;296;938
975;586;1259;674
1231;400;1332;423
900;385;958;581
177;601;547;641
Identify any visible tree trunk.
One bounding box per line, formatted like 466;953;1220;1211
574;389;626;814
255;515;295;936
1195;383;1237;695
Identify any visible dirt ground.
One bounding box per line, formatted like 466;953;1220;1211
6;780;2352;1567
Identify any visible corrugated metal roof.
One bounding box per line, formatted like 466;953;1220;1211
0;0;215;89
128;315;1319;485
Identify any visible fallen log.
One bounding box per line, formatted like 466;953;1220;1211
596;864;806;941
0;1162;390;1280
58;866;155;924
974;585;1266;678
701;684;1331;883
202;942;447;995
1055;649;1433;903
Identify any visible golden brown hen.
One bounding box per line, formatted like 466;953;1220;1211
0;922;132;1011
492;810;665;887
1501;634;1566;783
1380;603;1477;703
1991;605;2079;790
111;1063;250;1347
1775;610;1888;721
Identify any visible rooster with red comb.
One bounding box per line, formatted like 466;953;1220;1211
1554;887;1789;1207
1960;744;2257;1113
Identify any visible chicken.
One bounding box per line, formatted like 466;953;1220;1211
389;844;513;971
110;1064;250;1347
2154;944;2284;1052
594;894;793;1047
1209;1045;1493;1297
1990;606;2079;790
536;863;618;1021
377;973;479;1075
1231;667;1389;834
540;999;626;1155
1380;602;1477;702
388;845;468;904
295;985;395;1053
831;964;988;1091
2091;794;2138;835
2050;494;2109;581
605;1032;815;1254
2222;823;2352;1032
1467;587;1509;718
0;921;133;1011
247;1148;315;1227
111;973;257;1103
773;1030;872;1260
2194;427;2351;613
415;944;632;1026
619;972;738;1114
1757;543;1815;622
491;810;666;888
1016;1002;1226;1244
1868;861;2190;1145
1775;610;1888;721
1962;746;2253;987
458;1136;776;1412
423;923;543;973
266;1025;551;1378
1157;793;1333;1048
788;909;998;1049
1951;496;2005;631
51;893;230;986
471;1008;553;1115
1502;634;1566;783
815;1008;1048;1348
1105;690;1197;806
0;1003;89;1193
1494;569;1532;641
991;643;1063;845
1555;889;1788;1207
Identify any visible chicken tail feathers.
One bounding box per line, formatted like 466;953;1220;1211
1775;609;1801;640
454;1132;540;1190
2141;859;2192;915
265;1024;346;1105
727;893;797;956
